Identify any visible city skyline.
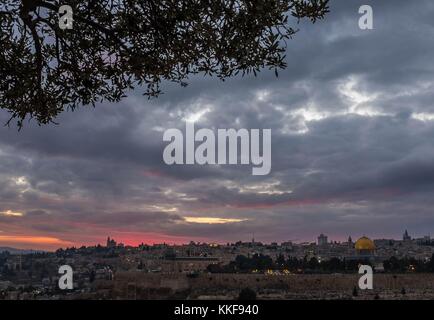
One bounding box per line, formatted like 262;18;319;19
0;229;428;252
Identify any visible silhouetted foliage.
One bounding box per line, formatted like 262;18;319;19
233;254;274;271
0;0;329;127
352;286;358;297
276;253;285;267
308;257;319;270
207;254;374;274
429;253;434;272
383;256;425;273
89;269;96;283
238;287;257;300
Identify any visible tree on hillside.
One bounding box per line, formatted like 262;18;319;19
0;0;329;127
429;253;434;272
238;287;257;300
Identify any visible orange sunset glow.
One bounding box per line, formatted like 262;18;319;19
0;235;72;250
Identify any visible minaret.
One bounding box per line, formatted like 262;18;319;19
403;230;411;241
347;236;353;254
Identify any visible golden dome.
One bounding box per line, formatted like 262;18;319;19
355;236;375;250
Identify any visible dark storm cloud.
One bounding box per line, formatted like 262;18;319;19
1;0;434;247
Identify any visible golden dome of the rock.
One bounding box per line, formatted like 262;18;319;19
355;236;375;250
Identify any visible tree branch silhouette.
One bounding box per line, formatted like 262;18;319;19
0;0;329;128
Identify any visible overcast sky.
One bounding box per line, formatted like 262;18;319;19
1;0;434;250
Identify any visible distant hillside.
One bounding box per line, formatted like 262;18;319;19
0;247;45;254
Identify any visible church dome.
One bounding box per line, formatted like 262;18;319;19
355;236;375;250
